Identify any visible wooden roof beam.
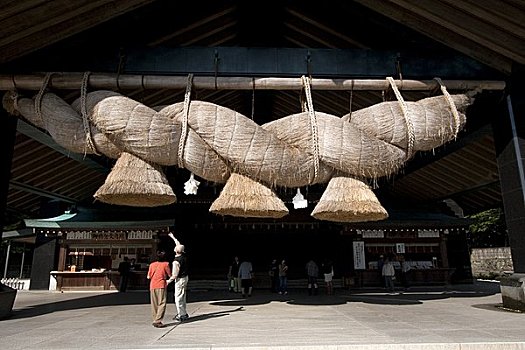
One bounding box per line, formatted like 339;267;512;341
354;0;514;74
15;120;109;174
0;74;505;92
9;180;76;204
390;0;525;64
0;0;155;64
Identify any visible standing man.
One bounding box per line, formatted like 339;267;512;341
278;259;289;295
399;255;411;290
118;256;131;292
377;255;385;287
167;232;189;322
305;259;319;296
228;256;241;293
238;258;254;297
268;259;279;292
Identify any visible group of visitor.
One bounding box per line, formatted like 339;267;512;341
227;257;336;296
144;243;342;328
227;256;256;297
380;254;411;294
304;259;335;295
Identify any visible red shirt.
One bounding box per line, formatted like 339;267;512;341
147;261;171;290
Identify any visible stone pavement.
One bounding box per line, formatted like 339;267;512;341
1;281;524;350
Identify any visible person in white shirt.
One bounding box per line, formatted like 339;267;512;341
167;232;189;322
238;259;253;297
381;256;396;293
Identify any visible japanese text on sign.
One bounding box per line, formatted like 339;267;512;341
358;229;384;238
128;230;154;240
418;230;440;238
66;231;92;240
353;241;366;270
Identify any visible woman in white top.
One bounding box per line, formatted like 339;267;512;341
322;260;334;295
381;257;396;293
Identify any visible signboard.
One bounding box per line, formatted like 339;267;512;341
418;229;440;238
128;230;154;240
353;241;366;270
396;243;405;254
358;229;384;238
66;230;156;240
66;231;92;240
91;232;126;240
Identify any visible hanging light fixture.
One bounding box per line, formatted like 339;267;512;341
292;188;308;209
184;173;200;195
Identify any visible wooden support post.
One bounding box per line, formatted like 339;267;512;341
58;243;67;272
0;108;17;241
493;64;525;273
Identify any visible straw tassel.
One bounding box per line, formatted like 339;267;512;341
311;176;388;222
94;152;176;207
210;173;288;218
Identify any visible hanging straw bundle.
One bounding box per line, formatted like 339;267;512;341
3;77;472;221
2;91;121;158
94;152;176;207
263;112;407;180
156;103;231;183
89;91;181;165
341;94;470;153
209;173;288;218
86;90;470;187
311;176;388;222
5;84;471;187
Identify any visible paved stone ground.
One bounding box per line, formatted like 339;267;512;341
1;281;524;350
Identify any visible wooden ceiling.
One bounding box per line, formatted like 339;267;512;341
2;0;521;225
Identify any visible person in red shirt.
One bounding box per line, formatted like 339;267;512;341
147;250;172;328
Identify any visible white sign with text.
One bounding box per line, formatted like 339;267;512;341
418;230;440;238
353;241;366;270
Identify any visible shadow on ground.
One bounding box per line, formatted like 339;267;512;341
158;306;245;328
5;281;500;320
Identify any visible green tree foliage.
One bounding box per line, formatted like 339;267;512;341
467;208;508;248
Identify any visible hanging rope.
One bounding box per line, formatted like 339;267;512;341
434;77;461;139
387;76;415;159
348;80;354;121
299;83;307;112
396;56;403;82
115;49;126;91
80;71;99;156
34;72;54;128
251;77;255;120
301;75;320;180
139;75;146;103
178;73;194;168
214;50;220;90
8;76;19;115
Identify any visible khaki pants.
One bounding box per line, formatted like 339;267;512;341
150;288;167;323
174;276;189;317
233;277;241;292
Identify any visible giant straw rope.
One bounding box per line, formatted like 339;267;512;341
2;76;472;220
